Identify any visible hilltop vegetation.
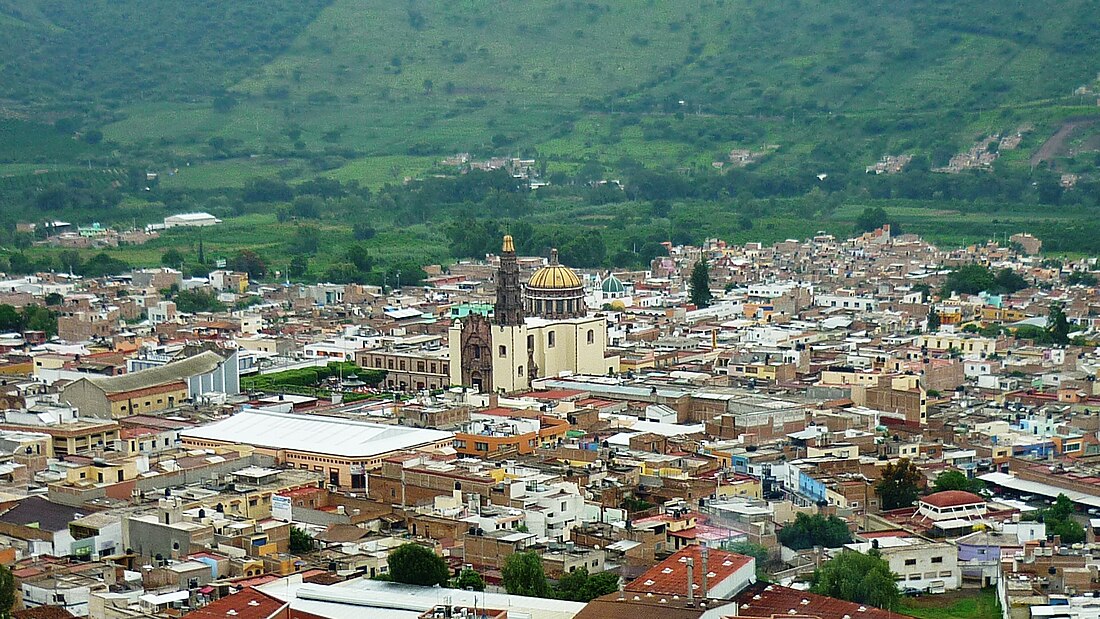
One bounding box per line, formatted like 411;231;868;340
2;0;1100;277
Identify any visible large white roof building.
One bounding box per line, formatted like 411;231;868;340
180;408;454;488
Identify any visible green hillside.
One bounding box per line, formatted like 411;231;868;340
2;0;1098;171
2;0;1100;280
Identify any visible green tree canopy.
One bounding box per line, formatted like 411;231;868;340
690;258;713;308
554;567;619;602
778;513;852;550
1048;303;1071;345
876;458;922;511
1024;494;1085;544
289;526;313;555
811;550;899;611
941;264;996;296
0;562;12;619
931;470;983;495
230;249;268;279
454;567;485;591
502;551;549;597
853;206;898;234
387;543;450;587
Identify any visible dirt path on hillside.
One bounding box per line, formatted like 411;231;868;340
1031;117;1100;166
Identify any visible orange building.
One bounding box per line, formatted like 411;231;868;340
453;412;570;458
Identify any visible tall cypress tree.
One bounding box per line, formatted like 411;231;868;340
689;259;713;308
0;563;14;619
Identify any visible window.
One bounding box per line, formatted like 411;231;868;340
475;442;489;452
548;332;556;347
904;559;917;566
587;329;594;344
499;345;507;358
473;347;481;360
931;556;943;564
518;366;524;376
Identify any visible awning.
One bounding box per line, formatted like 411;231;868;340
978;472;1100;509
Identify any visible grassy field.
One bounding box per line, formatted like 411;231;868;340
899;588;1000;619
3;0;1100;271
8;0;1100;182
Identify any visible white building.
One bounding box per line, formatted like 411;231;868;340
815;294;878;312
164;212;220;228
845;537;960;593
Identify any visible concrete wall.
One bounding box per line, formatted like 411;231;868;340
48;452;276;506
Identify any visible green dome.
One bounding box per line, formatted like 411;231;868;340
601;274;625;294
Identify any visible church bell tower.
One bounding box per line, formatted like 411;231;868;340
494;235;524;326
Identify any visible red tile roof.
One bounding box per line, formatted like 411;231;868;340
920;490;984;508
182;587;285;619
734;582;914;619
625;546;752;597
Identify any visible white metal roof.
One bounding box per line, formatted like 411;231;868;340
180;409;453;458
979;472;1100;509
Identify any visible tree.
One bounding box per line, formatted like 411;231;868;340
1048;303;1070;345
811;550;899;611
0;562;12;619
454;567;485;591
993;268;1028;294
291;195;324;219
727;541;769;565
554;567;619;602
689;259;713;308
290;225;322;255
289;526;313;555
352;222;377;241
1049;517;1086;544
876;458;922;511
926;310;941;332
777;513;852;550
387;543;450;587
172;290;224;313
21;305;58;336
289;255;309;278
230;250;267;279
1066;271;1097;286
161;248;185;268
932;470;983;495
854;206;892;233
941;264;996;296
502;551;549;597
1026;494;1085;544
243;178;294;203
0;305;22;332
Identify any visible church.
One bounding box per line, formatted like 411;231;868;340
448;236;618;393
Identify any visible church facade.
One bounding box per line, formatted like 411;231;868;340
449;236;617;393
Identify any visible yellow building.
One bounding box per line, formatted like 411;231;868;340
450;236;618;393
915;334;1000;356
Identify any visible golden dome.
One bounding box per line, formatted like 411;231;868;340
527;249;581;290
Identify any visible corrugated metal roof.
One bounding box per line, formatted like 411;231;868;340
82;351;226;394
181;409;453;458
